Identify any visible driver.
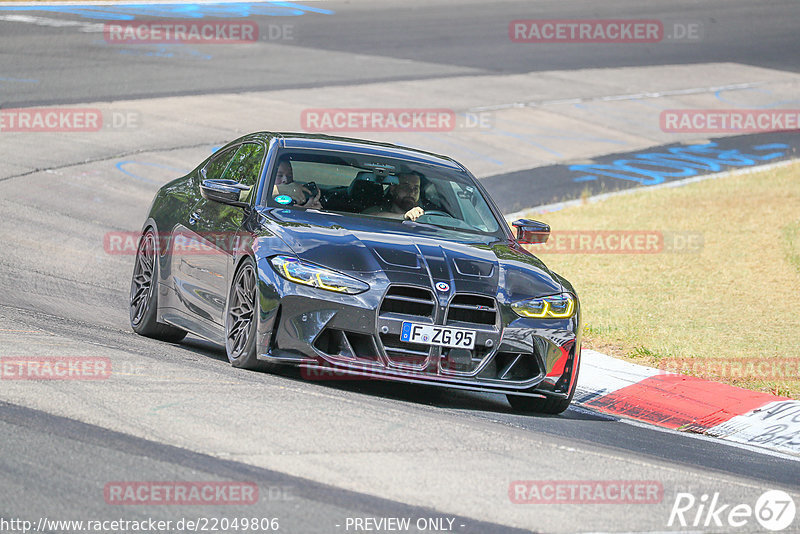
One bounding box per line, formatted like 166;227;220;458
365;171;424;221
272;157;322;209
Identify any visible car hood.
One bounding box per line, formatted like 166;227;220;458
258;209;565;300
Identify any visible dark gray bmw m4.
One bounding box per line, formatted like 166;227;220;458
130;132;581;414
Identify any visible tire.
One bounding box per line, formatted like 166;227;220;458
507;391;573;415
507;361;580;415
130;228;187;343
224;257;264;370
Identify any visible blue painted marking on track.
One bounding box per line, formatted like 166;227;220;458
750;144;789;160
267;1;334;15
116;160;188;184
760;98;800;108
633;99;667;110
0;2;334;20
118;47;176;58
569;142;792;185
0;77;38;83
115;45;212;60
714;88;800;109
713;88;764;108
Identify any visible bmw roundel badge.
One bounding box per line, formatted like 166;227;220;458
436;282;450;292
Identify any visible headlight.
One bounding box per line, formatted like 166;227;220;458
270;255;369;295
512;293;575;318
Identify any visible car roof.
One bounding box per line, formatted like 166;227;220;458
237;131;464;170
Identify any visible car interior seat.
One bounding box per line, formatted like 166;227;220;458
348;172;385;212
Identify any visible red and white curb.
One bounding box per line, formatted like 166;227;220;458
575;350;800;457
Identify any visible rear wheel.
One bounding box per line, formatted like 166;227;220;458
130;229;187;342
225;258;263;370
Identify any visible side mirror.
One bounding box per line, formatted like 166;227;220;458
200;179;251;208
512;219;550;244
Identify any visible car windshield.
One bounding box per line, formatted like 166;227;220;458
266;150;503;236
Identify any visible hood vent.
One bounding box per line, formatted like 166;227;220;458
453;258;494;277
373;247;420;269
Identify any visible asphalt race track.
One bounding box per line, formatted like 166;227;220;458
0;1;799;533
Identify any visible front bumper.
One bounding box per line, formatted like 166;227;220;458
255;273;581;398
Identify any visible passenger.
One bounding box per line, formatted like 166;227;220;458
273;157;322;209
364;172;425;221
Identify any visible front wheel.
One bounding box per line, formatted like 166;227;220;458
508;347;580;414
225;257;263;370
506;391;573;414
129;229;187;343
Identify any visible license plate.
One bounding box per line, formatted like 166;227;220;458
400;322;476;349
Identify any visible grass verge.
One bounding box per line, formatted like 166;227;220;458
517;160;800;399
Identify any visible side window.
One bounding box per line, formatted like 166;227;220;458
224;143;265;188
202;147;237;181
